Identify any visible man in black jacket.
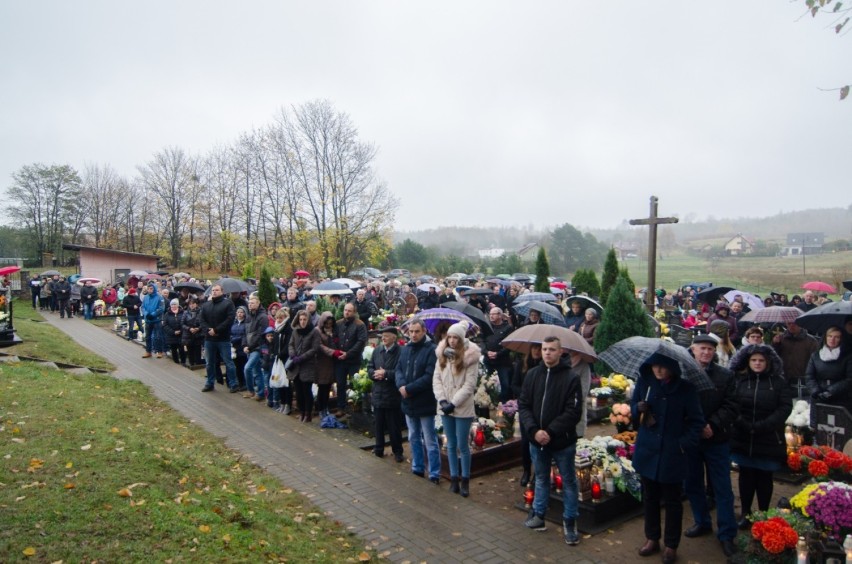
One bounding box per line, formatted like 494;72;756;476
332;302;368;414
80;280;98;320
368;326;404;462
53;276;72;319
684;334;739;558
199;284;238;393
518;336;584;547
482;307;514;402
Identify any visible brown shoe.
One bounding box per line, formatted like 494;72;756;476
142;352;152;358
662;547;677;563
242;392;254;398
638;539;660;557
155;353;163;359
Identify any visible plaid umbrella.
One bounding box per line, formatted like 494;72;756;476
598;336;714;392
514;292;560;304
740;306;802;325
512;300;567;326
438;302;493;335
401;310;480;337
795;301;852;335
500;324;597;363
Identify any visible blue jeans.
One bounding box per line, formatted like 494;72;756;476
145;321;165;353
530;443;578;522
244;351;262;395
126;315;142;340
442;415;473;478
335;361;359;410
405;414;441;479
83;302;94;320
204;340;237;389
685;442;737;541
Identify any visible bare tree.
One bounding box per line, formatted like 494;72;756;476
7;163;81;258
82;163;124;247
138;147;196;266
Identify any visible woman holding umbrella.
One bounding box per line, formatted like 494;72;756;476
805;326;852;420
728;344;793;529
631;354;704;563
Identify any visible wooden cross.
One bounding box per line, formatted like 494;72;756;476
629;196;679;312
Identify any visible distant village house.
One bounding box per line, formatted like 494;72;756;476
723;234;755;256
779;232;824;257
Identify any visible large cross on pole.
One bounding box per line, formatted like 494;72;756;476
629;196;679;313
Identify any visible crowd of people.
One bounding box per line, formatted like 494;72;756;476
27;270;852;561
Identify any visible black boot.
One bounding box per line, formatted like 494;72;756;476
520;470;531;488
460;478;470;498
449;477;460;494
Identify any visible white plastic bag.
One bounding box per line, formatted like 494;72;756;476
269;358;288;388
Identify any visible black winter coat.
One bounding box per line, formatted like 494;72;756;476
335;318;368;364
122;294;142;316
805;347;852;409
395;337;437;417
162;308;184;346
80;285;98;305
696;362;739;445
518;358;583;452
369;343;402;409
199;295;236;342
181;307;204;345
729;344;794;463
481;322;514;368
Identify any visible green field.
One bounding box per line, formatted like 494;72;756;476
619;250;852;297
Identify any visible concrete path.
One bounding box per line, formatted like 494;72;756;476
43;314;603;563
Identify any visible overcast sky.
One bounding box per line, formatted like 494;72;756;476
1;1;849;232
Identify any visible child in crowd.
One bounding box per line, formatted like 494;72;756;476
259;327;275;406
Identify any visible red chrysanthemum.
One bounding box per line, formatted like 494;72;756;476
752;520;767;540
787;453;802;472
824;451;844;469
800;446;821;459
783;526;799;548
762;531;787;554
808;460;829;477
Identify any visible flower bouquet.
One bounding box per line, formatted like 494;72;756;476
370;311;402;331
576;436;641;501
792;481;852;538
589;386;613;407
785;399;810;429
737;513;805;563
609;402;632;432
475;417;504;444
600;373;632;402
347;368;373;407
787;445;852;481
497;400;518;439
474;367;501;412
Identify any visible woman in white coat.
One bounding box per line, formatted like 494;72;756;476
433;321;480;497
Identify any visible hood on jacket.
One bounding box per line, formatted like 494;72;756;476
435;338;481;367
235;305;248;321
729;343;784;378
639;353;682;380
714;302;730;314
318;311;334;329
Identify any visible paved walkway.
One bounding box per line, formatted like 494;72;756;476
43;315;604;563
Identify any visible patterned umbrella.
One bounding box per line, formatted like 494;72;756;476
795;301;852;335
512;300;567;326
598;336;714;392
514;292;559;304
802;281;837;294
740;306;802;325
500;324;597;363
401;310;480;337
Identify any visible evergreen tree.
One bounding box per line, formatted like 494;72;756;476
257;266;278;307
534;247;551;292
594;274;654;373
572;269;601;298
619;267;635;294
600;248;619;307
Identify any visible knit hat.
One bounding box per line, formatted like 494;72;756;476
447;321;469;340
170;299;179;307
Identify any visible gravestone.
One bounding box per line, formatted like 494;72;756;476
812;403;851;452
668;324;693;348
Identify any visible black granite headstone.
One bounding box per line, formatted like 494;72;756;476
812;403;851;451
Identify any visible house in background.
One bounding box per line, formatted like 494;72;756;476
779;232;824;257
477;248;505;259
62;244;159;283
613;241;640;259
516;243;540;260
723;234;755;256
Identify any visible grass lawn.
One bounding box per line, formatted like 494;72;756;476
3;300;115;372
619;250;852;297
0;364;368;562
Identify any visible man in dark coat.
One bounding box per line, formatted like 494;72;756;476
518;336;584;547
369;326;404;462
332;302;368;414
772;320;819;398
395;319;440;482
242;295;269;400
199;284;238;392
418;287;439;310
53;276;72;319
80;280;98;320
684;334;739;558
564;299;585;331
482;307;514;402
353;289;375;324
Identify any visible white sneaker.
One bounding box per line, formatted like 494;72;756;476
282;405;292;415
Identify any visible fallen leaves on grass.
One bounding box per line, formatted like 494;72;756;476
22;547;36;556
198;525;211;533
80;444;91;451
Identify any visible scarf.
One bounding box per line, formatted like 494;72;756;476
819;345;841;362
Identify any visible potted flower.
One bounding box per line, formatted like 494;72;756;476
589;386;613;407
737;513;807;563
497;399;518;439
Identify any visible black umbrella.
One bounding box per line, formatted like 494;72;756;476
565;295;604;314
695;286;735;304
213;278;252;294
462;288;494;296
40;269;61;277
438;302;493;335
843;280;852;292
174;281;205;294
795;301;852;336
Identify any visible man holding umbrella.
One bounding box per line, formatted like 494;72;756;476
519;336;584;547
